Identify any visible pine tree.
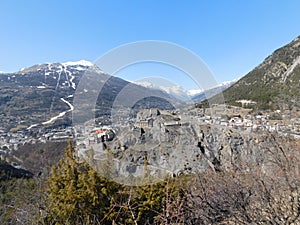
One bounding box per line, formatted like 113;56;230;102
44;141;120;225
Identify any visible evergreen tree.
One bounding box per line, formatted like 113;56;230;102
44;141;120;225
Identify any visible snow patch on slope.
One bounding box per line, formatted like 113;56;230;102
186;89;204;96
42;98;73;125
62;60;94;67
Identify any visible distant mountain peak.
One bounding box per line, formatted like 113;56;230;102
133;78;238;103
186;89;204;96
16;60;102;75
191;78;238;102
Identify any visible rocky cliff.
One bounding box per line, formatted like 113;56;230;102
86;109;291;185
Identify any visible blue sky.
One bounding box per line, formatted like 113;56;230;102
1;1;300;90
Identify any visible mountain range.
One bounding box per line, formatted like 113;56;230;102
1;34;300;133
0;61;175;132
134;79;237;102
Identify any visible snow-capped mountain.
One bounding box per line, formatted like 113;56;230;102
0;60;103;130
134;78;238;102
11;60;104;93
186;89;204;96
133;81;192;102
16;60;102;90
0;60;176;131
191;79;239;102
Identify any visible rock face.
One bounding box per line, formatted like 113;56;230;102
88;109;287;185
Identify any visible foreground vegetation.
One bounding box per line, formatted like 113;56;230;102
0;140;299;224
